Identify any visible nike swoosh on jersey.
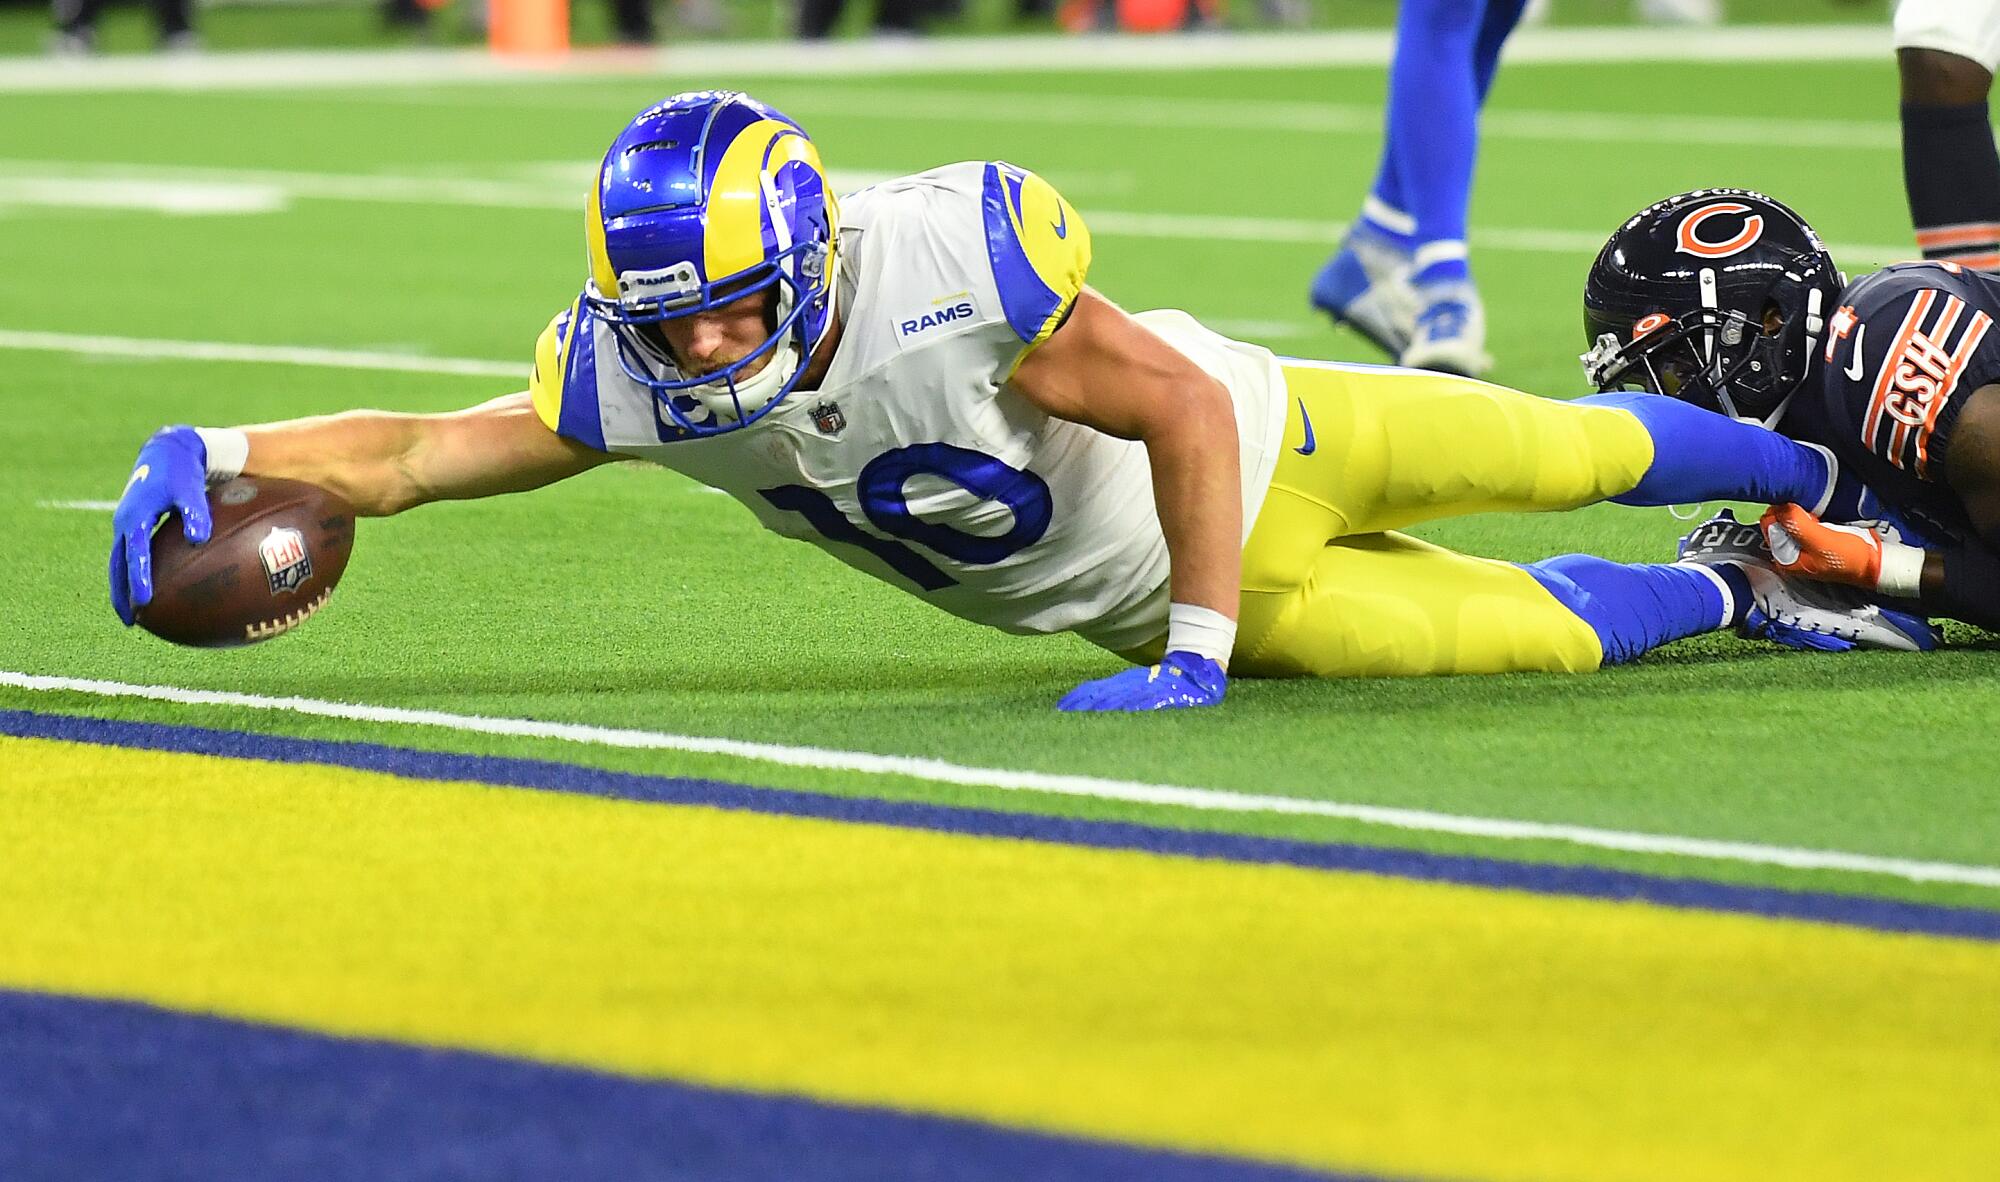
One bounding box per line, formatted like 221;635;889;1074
1294;399;1316;456
125;464;150;491
1845;324;1867;381
1052;203;1068;240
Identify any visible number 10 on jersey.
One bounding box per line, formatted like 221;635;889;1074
758;443;1054;591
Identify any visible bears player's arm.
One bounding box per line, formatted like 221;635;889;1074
1930;383;2000;627
231;392;615;517
1009;287;1243;627
1767;383;2000;629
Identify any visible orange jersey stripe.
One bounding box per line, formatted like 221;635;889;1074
1915;222;2000;249
1864;288;1936;460
1916;309;1994;478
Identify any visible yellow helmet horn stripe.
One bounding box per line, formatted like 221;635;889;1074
585;164;620;299
704;119;831;283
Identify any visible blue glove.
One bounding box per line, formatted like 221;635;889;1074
1057;651;1227;713
109;426;211;626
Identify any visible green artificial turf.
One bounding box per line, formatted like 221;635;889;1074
2;52;1995;909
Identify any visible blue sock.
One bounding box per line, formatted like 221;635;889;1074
1411;251;1470;288
1578;391;1834;509
1382;0;1483;270
1362;0;1530;264
1525;555;1742;666
1361;160;1416;253
1472;0;1531;100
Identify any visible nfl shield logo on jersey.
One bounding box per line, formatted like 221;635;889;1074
258;526;313;595
810;401;846;436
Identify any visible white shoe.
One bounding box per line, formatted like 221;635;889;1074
1400;281;1493;377
1310;223;1419;360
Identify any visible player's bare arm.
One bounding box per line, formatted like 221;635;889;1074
1928;383;2000;623
234;392;616;517
1009;288;1243;628
108;393;613;626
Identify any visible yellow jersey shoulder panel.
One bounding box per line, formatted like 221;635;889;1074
979;162;1091;351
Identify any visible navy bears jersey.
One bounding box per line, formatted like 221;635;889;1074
1784;261;2000;544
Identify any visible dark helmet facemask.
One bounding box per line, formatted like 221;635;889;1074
1582;287;1824;426
1580;188;1843;428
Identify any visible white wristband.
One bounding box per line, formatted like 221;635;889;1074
192;427;249;485
1876;540;1926;599
1166;602;1237;668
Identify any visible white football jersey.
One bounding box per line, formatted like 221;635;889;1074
531;161;1286;652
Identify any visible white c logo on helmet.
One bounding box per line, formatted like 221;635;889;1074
1676;202;1765;259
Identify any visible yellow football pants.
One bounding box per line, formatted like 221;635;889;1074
1225;362;1656;678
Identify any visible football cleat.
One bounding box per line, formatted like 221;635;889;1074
1675;510;1940;652
1310;223;1417;359
1400;280;1493;377
583;90;839;439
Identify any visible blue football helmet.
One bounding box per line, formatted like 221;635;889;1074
583;90;839;437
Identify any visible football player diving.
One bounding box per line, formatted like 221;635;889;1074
1582;188;2000;635
108;93;1926;714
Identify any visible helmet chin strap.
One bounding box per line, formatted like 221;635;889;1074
689;341;799;424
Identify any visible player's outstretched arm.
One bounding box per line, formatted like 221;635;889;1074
1010;288;1240;711
109;392;614;624
230;392;614;516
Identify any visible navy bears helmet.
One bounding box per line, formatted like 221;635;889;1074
1582;189;1845;425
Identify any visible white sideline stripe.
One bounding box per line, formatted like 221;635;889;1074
38;500;118;511
4;671;1997;889
0;27;1899;95
0;330;523;379
0;160;1925;265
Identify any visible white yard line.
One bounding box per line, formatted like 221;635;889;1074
37;500;119;511
0;160;1925;263
0;330;523;379
4;670;1995;888
0;27;1897;95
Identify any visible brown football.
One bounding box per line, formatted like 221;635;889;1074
135;476;355;648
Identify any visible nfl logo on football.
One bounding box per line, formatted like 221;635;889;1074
258;526;314;595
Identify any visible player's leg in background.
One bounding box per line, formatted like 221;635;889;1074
1308;80;1421;357
1895;1;2000;270
1393;0;1529;373
1311;0;1526;375
1307;145;1420;361
1232;531;1738;677
50;0;101;53
1396;0;1527;376
152;0;196;49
